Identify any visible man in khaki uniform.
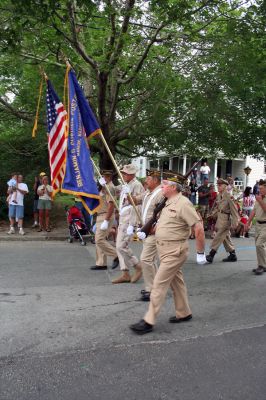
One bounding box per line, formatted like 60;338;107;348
90;170;119;270
245;179;266;275
112;164;145;284
135;169;164;301
130;172;206;335
206;178;240;263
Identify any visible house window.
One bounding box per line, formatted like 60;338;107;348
264;161;266;174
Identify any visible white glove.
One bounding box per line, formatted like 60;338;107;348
197;252;207;265
100;220;109;231
92;223;97;234
99;177;107;186
126;225;134;236
137;231;146;240
122;184;131;194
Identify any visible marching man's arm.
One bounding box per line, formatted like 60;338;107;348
194;221;205;254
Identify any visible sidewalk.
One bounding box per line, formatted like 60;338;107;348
0;221;69;241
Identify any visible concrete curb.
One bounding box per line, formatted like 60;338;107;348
0;234;68;242
0;231;95;242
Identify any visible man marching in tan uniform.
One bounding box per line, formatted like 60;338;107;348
245;179;266;275
130;172;206;334
206;178;239;263
90;170;119;270
134;169;164;301
112;164;145;284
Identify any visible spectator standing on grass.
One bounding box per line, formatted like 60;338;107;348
200;161;210;184
7;174;28;235
37;175;53;232
32;172;46;228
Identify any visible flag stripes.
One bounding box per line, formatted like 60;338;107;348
46;82;67;194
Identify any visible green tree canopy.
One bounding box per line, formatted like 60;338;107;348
0;0;265;177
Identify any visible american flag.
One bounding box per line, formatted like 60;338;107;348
46;80;67;194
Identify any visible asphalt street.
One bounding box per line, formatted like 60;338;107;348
0;238;265;400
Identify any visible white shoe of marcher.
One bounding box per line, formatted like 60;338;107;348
7;227;15;235
19;228;25;235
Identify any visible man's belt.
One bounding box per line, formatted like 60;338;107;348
257;220;266;224
219;210;230;215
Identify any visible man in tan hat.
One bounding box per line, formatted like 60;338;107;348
130;171;206;334
245;179;266;275
90;170;119;270
112;164;145;284
206;178;239;263
134;169;164;301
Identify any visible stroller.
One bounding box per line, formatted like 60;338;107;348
66;205;90;246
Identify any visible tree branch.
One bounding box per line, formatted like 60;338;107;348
20;51;65;67
0;97;41;124
118;22;166;85
108;0;135;68
67;1;99;71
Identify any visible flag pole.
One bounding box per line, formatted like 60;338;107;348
63;59;142;224
98;131;142;224
91;158;119;211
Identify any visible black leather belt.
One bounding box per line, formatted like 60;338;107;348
257;221;266;224
219;210;230;215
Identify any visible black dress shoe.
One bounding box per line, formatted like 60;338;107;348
222;251;237;262
111;257;119;270
169;314;192;323
253;266;265;275
130;319;153;335
139;291;150;302
252;265;266;273
90;266;107;270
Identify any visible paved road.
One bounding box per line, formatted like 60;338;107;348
0;239;265;400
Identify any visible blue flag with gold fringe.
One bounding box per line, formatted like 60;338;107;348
68;69;101;139
61;69;101;214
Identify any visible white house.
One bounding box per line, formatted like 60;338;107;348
132;153;266;189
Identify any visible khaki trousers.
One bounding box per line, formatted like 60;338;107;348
140;235;158;292
144;240;191;326
211;215;235;253
255;224;266;267
116;223;138;271
95;216;117;267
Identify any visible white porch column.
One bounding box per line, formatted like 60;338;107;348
214;159;218;187
169;157;173;170
182;155;187;175
157;159;160;170
244;156;249;187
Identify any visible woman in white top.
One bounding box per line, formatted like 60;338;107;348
200;161;211;184
238;186;255;217
37;175;53;232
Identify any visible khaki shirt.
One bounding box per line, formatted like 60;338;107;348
214;191;239;227
254;196;266;221
137;186;164;224
119;178;145;225
155;193;201;241
98;181;116;216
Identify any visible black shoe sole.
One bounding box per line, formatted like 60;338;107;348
90;266;107;270
169;315;192;323
139;297;150;302
130;327;153;335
